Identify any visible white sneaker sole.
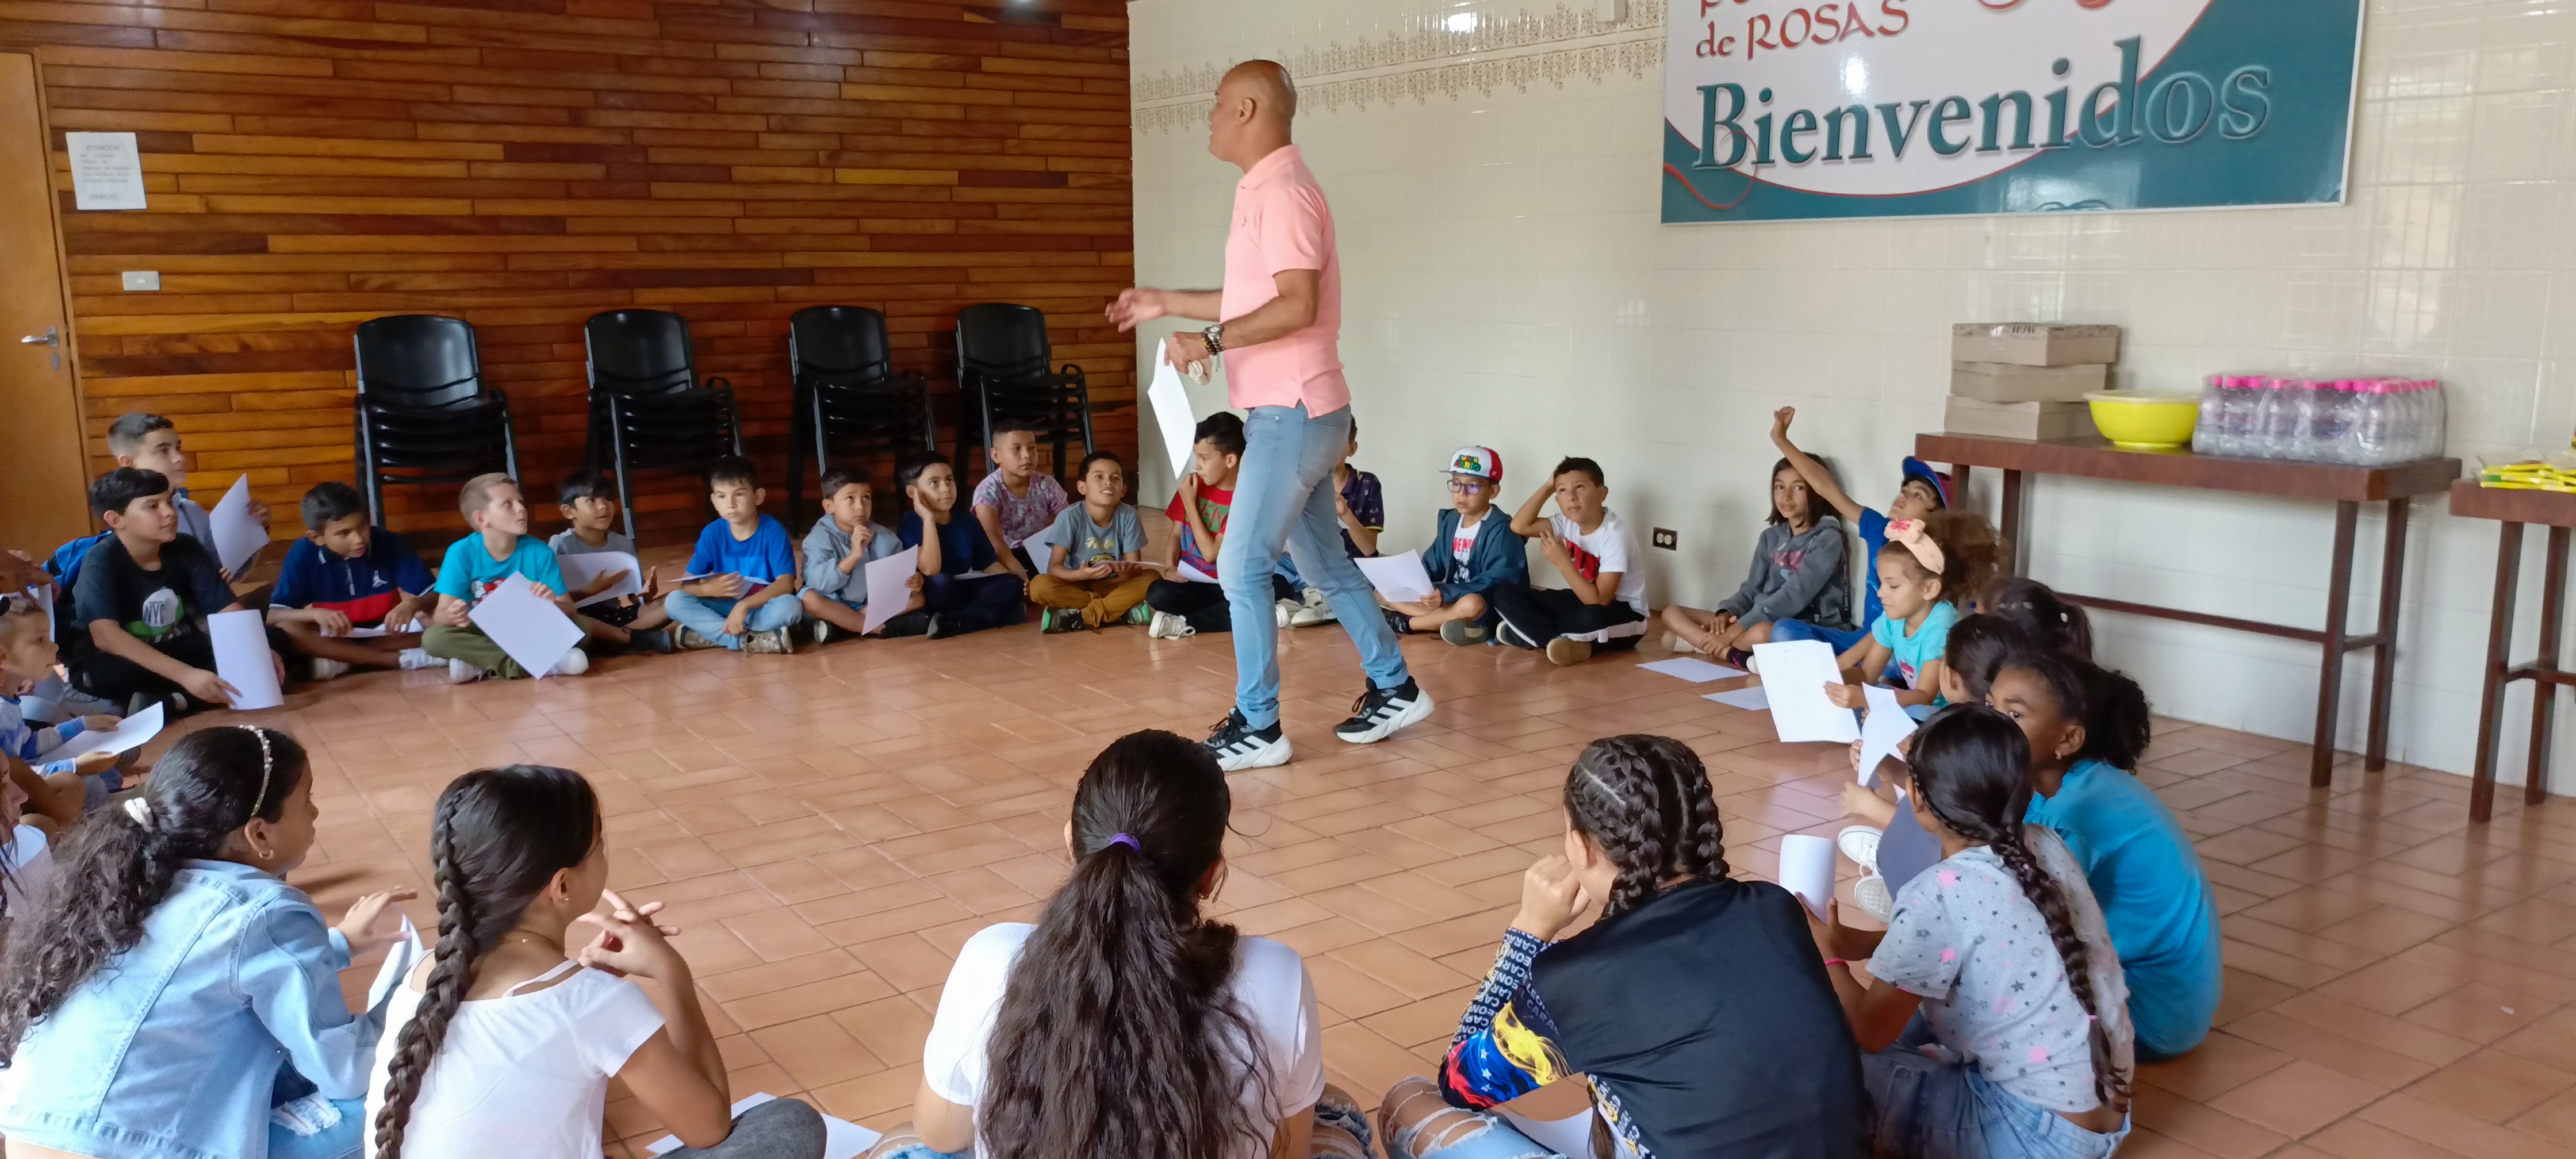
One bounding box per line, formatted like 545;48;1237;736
1336;688;1435;745
1214;734;1293;772
1837;825;1883;874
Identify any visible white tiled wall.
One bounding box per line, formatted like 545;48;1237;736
1128;0;2576;789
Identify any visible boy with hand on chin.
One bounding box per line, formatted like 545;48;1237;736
549;470;674;654
1380;446;1525;646
666;456;803;654
108;413;273;584
424;473;590;682
1490;456;1651;666
66;467;296;711
895;451;1026;639
266;481;441;680
971;421;1070;578
1029;451;1155;633
799;468;919;643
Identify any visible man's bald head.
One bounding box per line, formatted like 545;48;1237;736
1220;59;1297;125
1205;59;1297;167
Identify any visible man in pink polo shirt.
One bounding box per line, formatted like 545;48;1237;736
1108;60;1431;771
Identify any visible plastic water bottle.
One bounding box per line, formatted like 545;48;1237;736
2312;379;2356;463
2262;377;2307;458
2351;379;2395;465
2221;375;2257;454
2293;378;2333;461
2420;379;2447;459
2195;375;2230;455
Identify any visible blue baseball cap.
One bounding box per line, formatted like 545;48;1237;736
1900;456;1952;507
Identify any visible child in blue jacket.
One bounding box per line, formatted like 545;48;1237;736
1382;446;1528;646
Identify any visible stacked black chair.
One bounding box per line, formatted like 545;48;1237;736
785;305;936;516
582;309;745;541
952;302;1093;479
351;314;519;525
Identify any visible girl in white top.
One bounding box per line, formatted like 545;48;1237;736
869;730;1370;1159
365;765;825;1159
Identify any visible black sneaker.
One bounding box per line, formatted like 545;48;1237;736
1205;709;1292;772
631;628;676;655
879;609;934;638
926;613;959;640
1383;608;1413;636
1335;677;1435;744
1495;618;1541;650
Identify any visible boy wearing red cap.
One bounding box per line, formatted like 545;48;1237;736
1381;446;1528;645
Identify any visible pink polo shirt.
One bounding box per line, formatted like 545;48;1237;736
1220;145;1350;415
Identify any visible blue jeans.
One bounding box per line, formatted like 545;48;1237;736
1222;405;1408;727
1865;1018;2130;1159
666;591;804;650
267;1097;364;1159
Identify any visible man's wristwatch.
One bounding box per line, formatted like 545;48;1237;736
1201;324;1225;355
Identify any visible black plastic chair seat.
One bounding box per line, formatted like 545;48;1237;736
584;309;745;539
352;314;519;523
953;302;1093;478
785;305;936;514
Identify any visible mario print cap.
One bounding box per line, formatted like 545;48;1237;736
1446;446;1502;483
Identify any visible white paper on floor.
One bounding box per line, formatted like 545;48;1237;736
1637;657;1745;683
1750;639;1860;744
1778;833;1837;920
643;1093;880;1159
43;701;163;762
1856;684;1917;786
465;574;584;678
1704;685;1769;711
208;475;269;576
861;547;919;635
208;608;283;710
1352;549;1436;604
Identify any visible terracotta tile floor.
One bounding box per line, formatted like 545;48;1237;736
190;564;2575;1157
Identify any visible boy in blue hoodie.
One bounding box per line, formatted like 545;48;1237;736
1381;446;1527;646
267;482;440;680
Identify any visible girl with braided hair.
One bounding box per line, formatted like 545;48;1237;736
362;765;822;1159
1381;735;1866;1159
1812;705;2136;1159
0;726;412;1159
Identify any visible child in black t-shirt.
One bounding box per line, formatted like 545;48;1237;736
67;469;302;712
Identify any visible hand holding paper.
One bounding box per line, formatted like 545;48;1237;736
1856;684;1918;787
558;552;645;608
1778;834;1837;920
208;476;269;577
208;609;282;710
1352;550;1436;604
41;702;164;762
861;547;921;634
1749;640;1861;744
464;574;584;678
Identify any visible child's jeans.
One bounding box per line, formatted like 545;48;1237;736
1865;1016;2131;1159
265;1096;363;1159
666;592;805;650
921;573;1025;636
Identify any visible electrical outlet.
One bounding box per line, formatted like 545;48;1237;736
1652;527;1678;550
122;270;160;291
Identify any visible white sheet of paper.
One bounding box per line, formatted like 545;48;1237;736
1704;684;1769;711
208;608;283;710
558;551;645;608
1147;354;1199;482
67;132;147;210
27;584;53;642
1857;684;1919;787
1175;559;1218;584
365;916;425;1015
1638;657;1746;683
208;475;267;576
1020;518;1069;568
1750;639;1861;744
861;547;919;634
1352;549;1436;604
464;574;583;679
43;702;163;762
645;1093;881;1159
1779;833;1837;919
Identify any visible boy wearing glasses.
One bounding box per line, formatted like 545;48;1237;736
1381;446;1525;644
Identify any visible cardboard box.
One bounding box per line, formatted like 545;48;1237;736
1950;362;2107;402
1944;397;2100;442
1951;323;2122;366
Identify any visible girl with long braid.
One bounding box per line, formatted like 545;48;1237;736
0;726;412;1159
363;765;823;1159
1811;705;2136;1159
874;729;1370;1159
1381;735;1866;1159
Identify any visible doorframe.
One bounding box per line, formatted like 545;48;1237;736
13;51;97;504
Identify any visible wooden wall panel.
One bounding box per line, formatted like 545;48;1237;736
0;0;1134;550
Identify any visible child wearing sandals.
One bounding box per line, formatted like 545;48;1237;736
1811;705;2134;1159
365;764;825;1159
1379;734;1867;1159
0;726;414;1159
875;730;1371;1159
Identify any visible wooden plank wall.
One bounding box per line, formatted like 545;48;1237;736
0;0;1134;550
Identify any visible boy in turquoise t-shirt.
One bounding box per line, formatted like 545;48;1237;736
425;473;588;682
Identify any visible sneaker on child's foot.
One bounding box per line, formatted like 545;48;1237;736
1205;709;1291;771
1439;621;1488;646
1040;607;1090;634
810;620;835;646
446;659;489;684
397;647;440;671
1274;597;1298;628
1334;677;1435;744
879;609;934;638
1744;653;1761;675
550;648;590;676
1149;611;1195;639
1545;638;1593;667
1382;608;1412;636
630;628;676;654
307;657;348;682
1853;872;1896;922
743;627;793;655
674;626;720;651
1125;602;1153;626
1495;618;1540;650
927;613;962;640
1837;825;1884;874
1290;597;1337;628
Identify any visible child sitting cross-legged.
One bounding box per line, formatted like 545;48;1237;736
0;726;416;1159
1029;451;1157;634
109;412;274;585
895;451;1028;639
1277;413;1384;630
1661;454;1847;663
1765;406;1952;657
267;481;443;681
1837;610;2033;920
799;468;918;644
550;470;674;654
1377;734;1868;1159
67;467;297;712
1490;457;1650;666
970;420;1071;580
365;765;827;1159
1380;446;1524;646
666;456;804;654
2;597;129;828
1145;412;1271;640
1819;510;2000;715
424;473;591;682
1811;704;2135;1159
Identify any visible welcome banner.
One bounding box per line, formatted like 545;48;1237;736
1659;0;2364;223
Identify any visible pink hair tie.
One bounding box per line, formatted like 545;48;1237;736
1885;519;1946;574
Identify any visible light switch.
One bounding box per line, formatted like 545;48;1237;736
122;271;160;291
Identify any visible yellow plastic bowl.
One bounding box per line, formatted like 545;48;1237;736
2084;390;2199;450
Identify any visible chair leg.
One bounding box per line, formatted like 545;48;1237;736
608;404;639;543
356;412;383;525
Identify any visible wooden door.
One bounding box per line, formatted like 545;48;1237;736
0;53;90;555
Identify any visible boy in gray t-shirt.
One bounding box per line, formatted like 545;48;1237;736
1028;452;1155;633
549;470;670;643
